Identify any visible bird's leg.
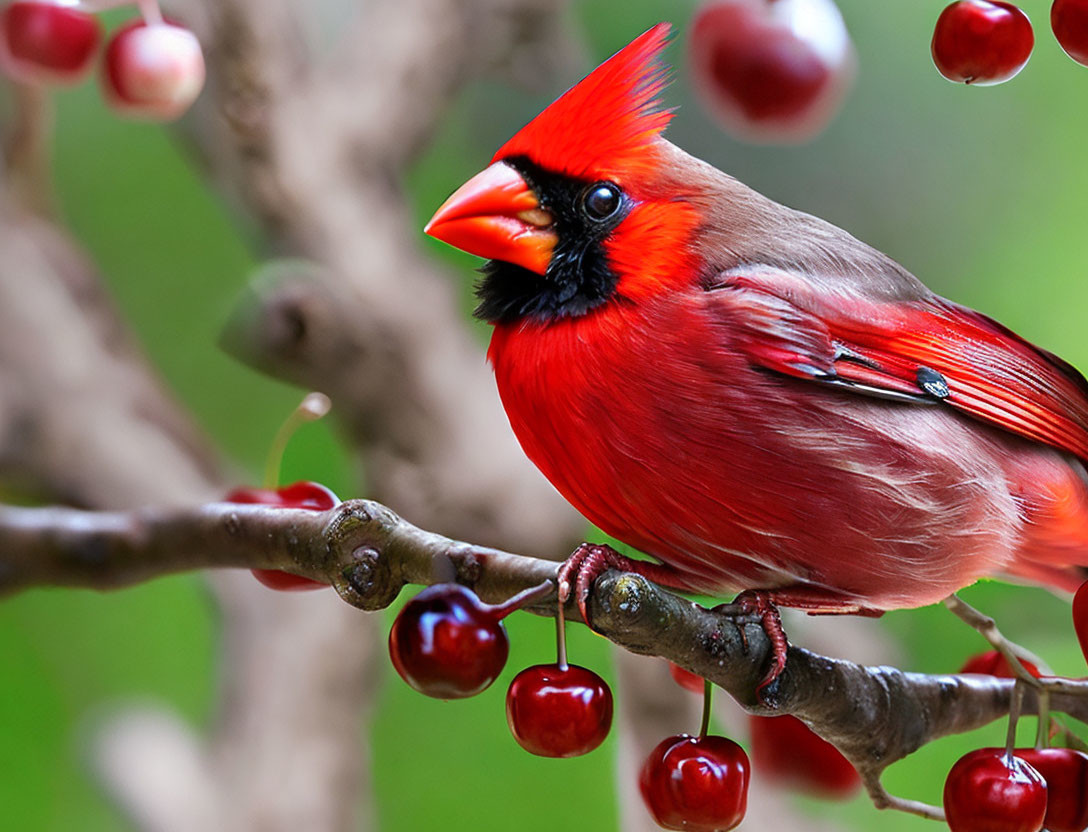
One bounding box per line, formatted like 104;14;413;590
556;542;696;626
943;594;1054;682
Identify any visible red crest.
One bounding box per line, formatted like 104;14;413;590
492;23;674;181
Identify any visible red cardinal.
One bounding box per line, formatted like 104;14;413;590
425;24;1088;656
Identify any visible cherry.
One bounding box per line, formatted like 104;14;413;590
748;714;861;799
1052;0;1088;66
225;481;336;590
388;583;560;700
688;0;856;144
505;664;613;757
1014;748;1088;832
102;19;205;121
931;1;1034;85
669;661;706;695
0;1;101;85
943;748;1047;832
1073;580;1088;665
959;650;1042;679
639;734;750;831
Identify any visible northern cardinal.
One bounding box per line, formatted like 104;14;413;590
425;24;1088;663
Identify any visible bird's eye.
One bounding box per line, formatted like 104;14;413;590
582;183;622;221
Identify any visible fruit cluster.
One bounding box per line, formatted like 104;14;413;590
0;0;204;121
386;575;1088;830
942;582;1088;832
932;0;1088;85
687;0;1088;145
388;583;614;757
386;582;869;830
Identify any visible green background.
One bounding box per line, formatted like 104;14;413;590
3;0;1088;829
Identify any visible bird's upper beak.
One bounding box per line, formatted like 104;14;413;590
424;162;556;276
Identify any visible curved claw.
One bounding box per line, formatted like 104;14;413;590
732;590;790;702
556;543;609;625
556;542;692;627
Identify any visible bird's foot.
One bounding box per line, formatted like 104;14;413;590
726;590;790;702
556;542;689;627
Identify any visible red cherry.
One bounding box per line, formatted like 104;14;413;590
0;1;101;85
1073;580;1088;665
1052;0;1088;65
688;0;856;144
668;662;706;695
225;481;336;591
959;650;1042;679
748;714;861;799
931;1;1034;85
639;734;750;832
1014;748;1088;832
505;664;613;757
943;748;1047;832
102;19;205;121
388;584;509;699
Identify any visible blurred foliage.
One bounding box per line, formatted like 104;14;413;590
2;0;1088;829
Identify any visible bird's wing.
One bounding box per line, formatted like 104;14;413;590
711;267;1088;461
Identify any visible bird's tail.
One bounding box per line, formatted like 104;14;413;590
1006;460;1088;595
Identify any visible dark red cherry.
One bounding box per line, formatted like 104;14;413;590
748;714;861;799
225;481;337;590
388;584;509;699
668;661;706;695
505;664;613;757
1014;747;1088;832
1053;0;1088;65
0;1;101;85
639;734;750;832
688;0;855;143
1073;581;1088;665
943;748;1047;832
932;1;1034;85
959;650;1042;679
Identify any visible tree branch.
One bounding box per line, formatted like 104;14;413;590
6;496;1085;815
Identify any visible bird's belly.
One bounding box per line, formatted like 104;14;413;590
490;312;1021;611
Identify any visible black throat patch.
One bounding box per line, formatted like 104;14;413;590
474;157;629;325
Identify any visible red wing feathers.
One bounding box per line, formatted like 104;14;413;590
716;270;1088;461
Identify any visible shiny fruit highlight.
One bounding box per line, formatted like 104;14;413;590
931;1;1034;85
505;663;613;757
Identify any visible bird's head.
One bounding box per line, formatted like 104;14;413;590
424;23;704;325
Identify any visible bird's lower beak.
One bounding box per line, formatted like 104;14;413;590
424;162;556;276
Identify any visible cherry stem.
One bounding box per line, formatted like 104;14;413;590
137;0;163;25
262;392;332;489
74;0;138;11
1035;688;1051;751
556;590;568;671
699;678;713;739
486;579;554;621
1005;680;1024;759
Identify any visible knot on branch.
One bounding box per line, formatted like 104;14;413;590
591;572;681;652
326;499;404;610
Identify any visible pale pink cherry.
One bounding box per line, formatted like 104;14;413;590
102;18;204;121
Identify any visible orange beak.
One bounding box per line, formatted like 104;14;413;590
424;162;556;276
